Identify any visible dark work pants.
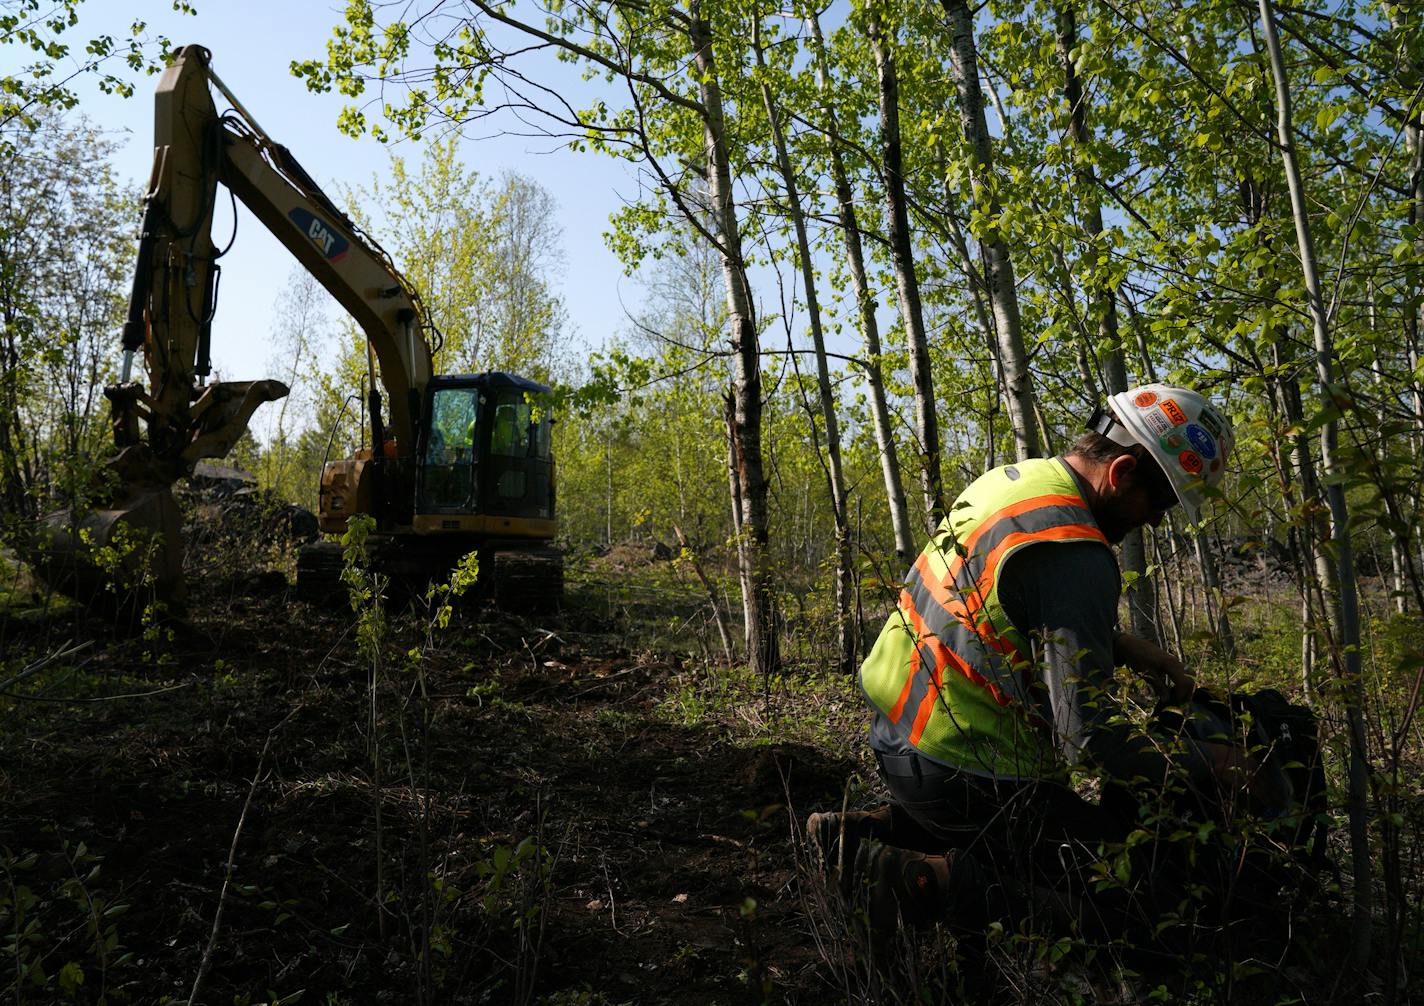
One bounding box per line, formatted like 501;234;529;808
874;751;1177;947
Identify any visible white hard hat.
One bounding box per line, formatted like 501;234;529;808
1089;384;1233;524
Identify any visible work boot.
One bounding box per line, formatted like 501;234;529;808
806;805;894;896
855;844;992;933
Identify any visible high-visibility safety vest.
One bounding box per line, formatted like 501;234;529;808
860;457;1113;779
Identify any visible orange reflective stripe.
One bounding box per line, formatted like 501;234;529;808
951;522;1106;688
923;494;1090;610
903;599;1012;747
901;600;944;742
908;650;1012;745
957;493;1087;562
885;590;921;724
913;549;961;613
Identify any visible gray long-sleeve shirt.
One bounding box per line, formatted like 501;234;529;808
996;540;1180;784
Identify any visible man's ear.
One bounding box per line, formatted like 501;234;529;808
1105;453;1138;491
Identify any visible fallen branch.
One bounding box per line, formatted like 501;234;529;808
187;705;300;1006
672;525;734;666
0;682;191;703
0;639;94;692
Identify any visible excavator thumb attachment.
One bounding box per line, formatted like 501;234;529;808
32;488;185;609
27;376;289;610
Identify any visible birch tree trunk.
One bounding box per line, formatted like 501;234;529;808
1243;158;1334;696
1397;41;1424;616
691;0;777;676
1259;0;1372;968
724;392;748;656
868;15;943;533
752;18;854;674
1272;348;1332;697
806;7;914;564
1055;5;1157;641
941;0;1039;461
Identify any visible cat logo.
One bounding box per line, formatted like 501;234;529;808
287;208;350;262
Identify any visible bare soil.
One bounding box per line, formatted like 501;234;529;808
0;529;1375;1004
0;548;865;1005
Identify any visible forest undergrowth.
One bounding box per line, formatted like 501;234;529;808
0;519;1420;1004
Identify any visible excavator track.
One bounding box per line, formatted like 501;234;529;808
486;545;563;613
294;539;346;606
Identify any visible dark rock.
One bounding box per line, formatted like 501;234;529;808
187;462;257;498
271;504;319;544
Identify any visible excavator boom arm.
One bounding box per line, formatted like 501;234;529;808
122;43;432;478
216;106;433;452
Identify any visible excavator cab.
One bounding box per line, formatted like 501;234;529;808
420;384;480;510
414;373;555;536
298;371;561;607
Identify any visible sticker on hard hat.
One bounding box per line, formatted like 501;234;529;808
1160;431;1186;451
1210;458;1221;473
1134;391;1158;408
1178;451;1203;474
1185;424;1216;459
1160;400;1188;426
1197;407;1224;439
1144;410;1172;436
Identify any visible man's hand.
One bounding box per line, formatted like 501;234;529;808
1197;741;1288;811
1201;740;1252;785
1113;632;1194;704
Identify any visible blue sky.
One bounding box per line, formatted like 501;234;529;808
8;0;643;393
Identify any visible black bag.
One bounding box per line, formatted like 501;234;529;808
1158;687;1330;871
1233;688;1330;870
1153;687;1332;957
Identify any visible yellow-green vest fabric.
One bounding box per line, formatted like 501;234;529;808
860;458;1112;778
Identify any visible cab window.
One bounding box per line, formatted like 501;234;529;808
427;389;478;462
490;401;531;458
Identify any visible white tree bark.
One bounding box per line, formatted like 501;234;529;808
691;0;777;675
942;0;1039;461
1259;0;1372;967
806;7;915;564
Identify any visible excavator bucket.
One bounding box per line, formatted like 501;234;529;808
32;488;185;608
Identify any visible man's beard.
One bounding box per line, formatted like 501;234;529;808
1094;498;1135;545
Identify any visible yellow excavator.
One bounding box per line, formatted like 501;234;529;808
32;44;561;610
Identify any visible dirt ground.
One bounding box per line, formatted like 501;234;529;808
0;547;872;1004
1;528;1371;1005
